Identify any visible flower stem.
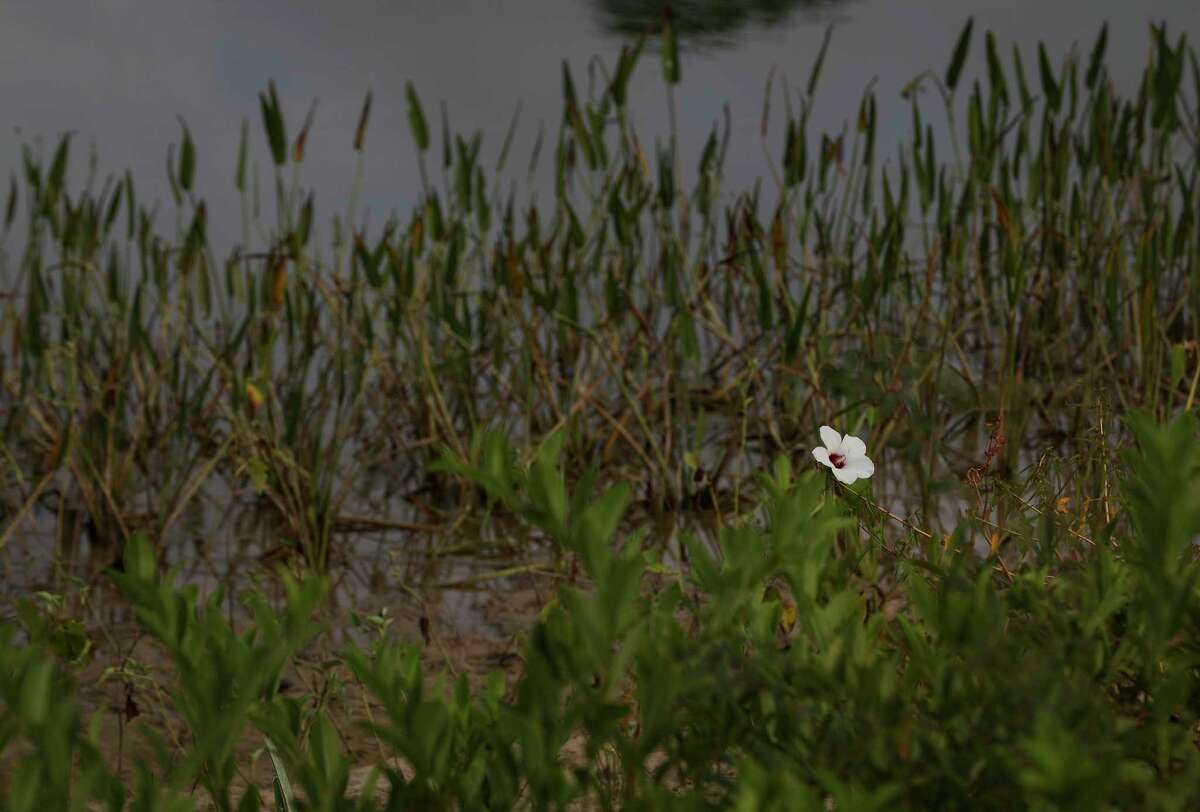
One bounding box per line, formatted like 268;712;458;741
835;482;933;540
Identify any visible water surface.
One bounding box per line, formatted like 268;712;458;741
2;0;1195;251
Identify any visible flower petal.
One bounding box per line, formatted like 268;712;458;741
841;455;875;481
812;446;832;468
831;464;860;484
819;426;842;454
841;434;867;459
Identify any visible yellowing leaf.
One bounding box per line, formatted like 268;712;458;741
779;599;798;635
245;382;265;413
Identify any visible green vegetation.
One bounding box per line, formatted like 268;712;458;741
1;17;1199;810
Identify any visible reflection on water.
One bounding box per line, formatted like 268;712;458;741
594;0;847;45
1;1;1195;254
0;484;546;645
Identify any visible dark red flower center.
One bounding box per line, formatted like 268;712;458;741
829;453;846;469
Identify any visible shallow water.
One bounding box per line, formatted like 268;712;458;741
2;0;1196;254
0;0;1189;621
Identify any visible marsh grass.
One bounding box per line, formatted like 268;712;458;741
0;16;1199;810
2;21;1197;569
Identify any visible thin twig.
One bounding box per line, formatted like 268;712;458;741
835;481;933;539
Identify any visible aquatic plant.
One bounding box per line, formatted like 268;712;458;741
0;16;1198;810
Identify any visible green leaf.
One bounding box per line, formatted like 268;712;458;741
1037;43;1061;109
354;90;372;152
985;31;1008;104
1012;43;1032;108
178;120;195;192
562;62;597;170
807;25;833;98
259;81;287;166
264;735;296;812
121;533;157;583
406;81;430;152
661;10;679;85
1085;22;1109;88
5;175;17;228
609;39;644;107
1170;343;1186;388
47;134;70;199
18;659;53;726
236;786;261;812
581;483;632;556
529;432;569;538
945;17;974;92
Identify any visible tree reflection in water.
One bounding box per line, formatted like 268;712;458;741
593;0;849;47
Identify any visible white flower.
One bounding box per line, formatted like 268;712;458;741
812;425;875;484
